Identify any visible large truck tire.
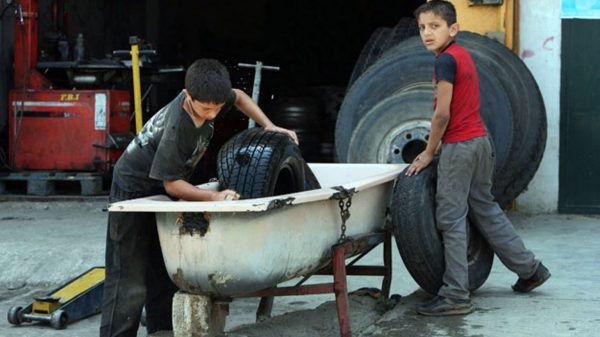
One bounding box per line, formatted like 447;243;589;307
348;19;419;87
338;31;546;207
337;44;512;175
382;17;420;52
454;32;547;207
347;27;392;87
347;79;510;172
391;161;494;295
347;87;432;164
217;128;320;199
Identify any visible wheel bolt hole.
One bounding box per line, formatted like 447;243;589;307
405;133;412;140
393;148;401;155
402;140;428;163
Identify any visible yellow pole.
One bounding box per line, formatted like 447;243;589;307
130;43;143;133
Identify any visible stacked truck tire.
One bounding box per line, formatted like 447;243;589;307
337;21;547;294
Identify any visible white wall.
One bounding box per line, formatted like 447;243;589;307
516;0;562;213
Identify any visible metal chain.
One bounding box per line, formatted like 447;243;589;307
337;196;352;243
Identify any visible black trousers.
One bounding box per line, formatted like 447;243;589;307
99;183;178;337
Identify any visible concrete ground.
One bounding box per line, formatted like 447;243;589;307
0;199;599;337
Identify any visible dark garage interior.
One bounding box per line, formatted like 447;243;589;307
0;0;423;182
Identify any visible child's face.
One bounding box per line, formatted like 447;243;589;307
417;11;458;55
187;96;225;121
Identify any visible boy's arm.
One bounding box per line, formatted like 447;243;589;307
164;179;240;201
232;89;299;144
406;80;452;176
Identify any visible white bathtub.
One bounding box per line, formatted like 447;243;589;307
109;163;406;298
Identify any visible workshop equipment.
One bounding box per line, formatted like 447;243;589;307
110;163;406;337
237;61;279;128
7;0;132;172
112;36;158;134
9;90;131;171
7;267;105;330
130;37;143;133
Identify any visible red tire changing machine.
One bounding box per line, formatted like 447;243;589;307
4;0;126;329
4;0;131;195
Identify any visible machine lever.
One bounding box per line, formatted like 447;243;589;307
112;50;157;57
237;61;280;128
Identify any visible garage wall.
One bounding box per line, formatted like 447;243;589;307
517;0;561;213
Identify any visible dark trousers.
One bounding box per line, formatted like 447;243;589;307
99;183;178;337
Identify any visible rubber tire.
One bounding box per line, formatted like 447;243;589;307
267;97;323;162
348;19;420;87
336;39;512;164
50;309;68;330
348;88;432;163
267;97;322;129
338;44;512;176
217;128;320;199
7;306;23;325
391;161;494;295
389;32;546;206
348;27;392;87
382;17;420;52
454;32;547;207
336;32;547;207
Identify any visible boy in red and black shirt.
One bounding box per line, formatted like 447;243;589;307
406;0;550;316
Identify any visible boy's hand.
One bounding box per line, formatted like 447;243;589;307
213;189;241;201
406;151;433;176
264;125;299;145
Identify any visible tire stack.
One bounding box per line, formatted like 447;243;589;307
309;86;346;162
337;29;547;208
266;97;323;162
347;18;419;87
337;25;547;295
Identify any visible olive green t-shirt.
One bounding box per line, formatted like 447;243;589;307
113;90;235;194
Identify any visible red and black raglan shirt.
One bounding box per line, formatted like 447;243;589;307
433;41;487;143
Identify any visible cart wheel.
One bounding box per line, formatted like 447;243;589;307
50;309;68;330
7;306;24;325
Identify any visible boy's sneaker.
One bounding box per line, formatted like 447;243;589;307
416;296;473;316
512;262;551;293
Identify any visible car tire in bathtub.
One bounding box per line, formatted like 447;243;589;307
390;160;494;295
217;127;320;199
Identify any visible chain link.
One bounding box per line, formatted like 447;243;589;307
337;196;352;243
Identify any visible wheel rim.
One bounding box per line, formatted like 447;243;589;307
380;119;431;163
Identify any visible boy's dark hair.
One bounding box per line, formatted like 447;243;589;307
185;59;232;103
414;0;457;25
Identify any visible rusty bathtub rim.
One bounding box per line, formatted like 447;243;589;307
108;163;407;213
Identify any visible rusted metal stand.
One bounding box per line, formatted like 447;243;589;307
235;230;393;337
